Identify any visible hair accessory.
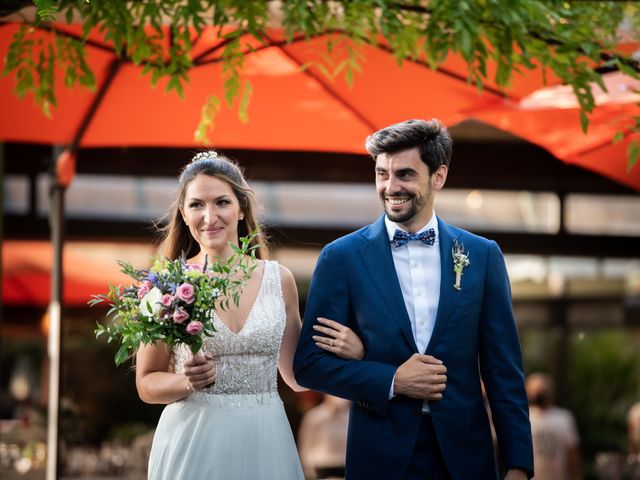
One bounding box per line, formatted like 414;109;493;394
191;150;219;163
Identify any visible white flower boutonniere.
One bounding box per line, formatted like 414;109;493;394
452;240;470;291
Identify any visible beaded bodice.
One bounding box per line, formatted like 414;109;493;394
172;261;285;395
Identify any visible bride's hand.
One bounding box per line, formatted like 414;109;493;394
183;352;216;392
312;317;365;360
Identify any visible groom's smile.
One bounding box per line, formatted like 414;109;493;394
386;196;411;206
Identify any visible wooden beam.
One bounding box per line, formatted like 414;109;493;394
5;142;636;194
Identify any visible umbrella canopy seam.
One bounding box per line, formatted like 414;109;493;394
262;31;378;132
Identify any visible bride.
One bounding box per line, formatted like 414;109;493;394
135;152;363;479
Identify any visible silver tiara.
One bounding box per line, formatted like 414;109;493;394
191;150;219;163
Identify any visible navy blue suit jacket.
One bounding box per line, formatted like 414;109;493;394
294;215;533;479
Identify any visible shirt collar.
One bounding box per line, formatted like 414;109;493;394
385;212;438;242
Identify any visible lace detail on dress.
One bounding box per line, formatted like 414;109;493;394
172;261;285;397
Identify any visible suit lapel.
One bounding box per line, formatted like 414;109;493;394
426;217;461;354
359;216;418;352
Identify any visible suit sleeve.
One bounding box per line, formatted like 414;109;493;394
294;243;396;415
479;241;534;478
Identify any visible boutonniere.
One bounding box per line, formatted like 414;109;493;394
452;240;470;291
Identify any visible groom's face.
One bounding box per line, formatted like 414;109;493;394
375;147;447;232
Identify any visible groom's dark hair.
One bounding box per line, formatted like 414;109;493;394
365;119;452;175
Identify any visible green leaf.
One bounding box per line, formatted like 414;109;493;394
315;62;333;81
579;110;589;133
166;76;181;94
34;0;58;22
612;131;625;144
628;140;639;172
238;80;253;123
115;344;130;366
195;94;221;144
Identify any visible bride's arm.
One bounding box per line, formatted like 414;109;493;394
278;265;308;393
136;343;215;404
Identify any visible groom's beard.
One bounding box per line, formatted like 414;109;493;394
385;199;417;224
385;200;417;223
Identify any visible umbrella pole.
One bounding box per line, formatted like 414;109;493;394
46;155;65;480
42;56;111;476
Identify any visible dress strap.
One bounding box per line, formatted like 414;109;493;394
261;260;284;304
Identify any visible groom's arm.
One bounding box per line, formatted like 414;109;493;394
478;241;534;478
294;243;397;416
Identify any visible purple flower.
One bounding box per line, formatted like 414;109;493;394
145;272;159;284
166;282;179;295
172;307;189;324
175;283;195;304
186;321;203;335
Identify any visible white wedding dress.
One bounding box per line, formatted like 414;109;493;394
147;261;304;479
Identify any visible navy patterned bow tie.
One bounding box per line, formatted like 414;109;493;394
391;228;436;248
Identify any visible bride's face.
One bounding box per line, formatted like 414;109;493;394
180;174;243;258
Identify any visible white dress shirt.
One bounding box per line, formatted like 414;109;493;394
385;213;441;403
385;214;441;353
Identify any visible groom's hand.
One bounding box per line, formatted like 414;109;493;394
393;354;447;400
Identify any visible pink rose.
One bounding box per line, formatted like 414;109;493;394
161;294;174;307
137;283;150;299
186;321;203;335
172;307;189;324
175;283;195;304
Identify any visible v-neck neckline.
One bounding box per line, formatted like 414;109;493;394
216;262;267;336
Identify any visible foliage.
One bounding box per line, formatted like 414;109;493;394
522;328;640;478
3;1;640;166
91;234;257;366
568;330;640;478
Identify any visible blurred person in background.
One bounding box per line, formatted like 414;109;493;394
629;402;640;455
526;373;581;480
298;394;350;480
628;402;640;480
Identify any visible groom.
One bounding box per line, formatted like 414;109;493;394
294;119;533;480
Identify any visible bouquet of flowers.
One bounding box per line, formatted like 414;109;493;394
92;237;256;365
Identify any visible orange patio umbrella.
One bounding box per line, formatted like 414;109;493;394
470;70;640;192
2;22;638;190
2;241;151;306
0;22;547;152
